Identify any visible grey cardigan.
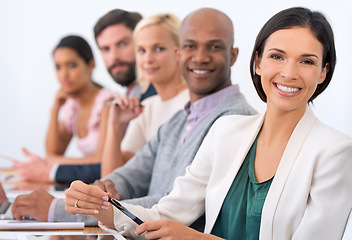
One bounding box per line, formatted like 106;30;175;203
53;91;257;226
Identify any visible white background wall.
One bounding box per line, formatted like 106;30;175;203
1;0;351;168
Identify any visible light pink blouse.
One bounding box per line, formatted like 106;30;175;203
59;88;118;156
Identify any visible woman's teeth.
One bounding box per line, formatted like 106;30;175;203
276;83;300;93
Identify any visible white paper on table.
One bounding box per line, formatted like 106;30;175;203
16;232;126;240
0;231;83;240
0;220;84;230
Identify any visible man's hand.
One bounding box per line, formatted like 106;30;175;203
93;179;124;200
107;96;143;125
11;189;54;222
12;148;53;182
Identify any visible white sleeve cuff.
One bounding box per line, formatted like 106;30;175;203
49;164;59;182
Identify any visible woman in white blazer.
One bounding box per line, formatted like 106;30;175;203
65;7;352;240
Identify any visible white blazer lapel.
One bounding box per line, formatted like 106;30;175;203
260;107;317;239
206;114;265;232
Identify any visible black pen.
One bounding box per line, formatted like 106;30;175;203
108;197;144;225
104;102;143;107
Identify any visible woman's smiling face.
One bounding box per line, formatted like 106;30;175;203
135;25;179;85
255;27;327;115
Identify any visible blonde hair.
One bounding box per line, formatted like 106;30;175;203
133;13;180;47
133;13;183;92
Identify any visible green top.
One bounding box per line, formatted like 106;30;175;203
211;135;273;240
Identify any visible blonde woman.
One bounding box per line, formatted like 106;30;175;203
101;13;188;176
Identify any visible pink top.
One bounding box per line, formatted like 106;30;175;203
59;88;118;156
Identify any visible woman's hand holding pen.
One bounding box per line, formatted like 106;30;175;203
93;179;124;201
105;96;144;125
65;180;115;228
65;180;111;215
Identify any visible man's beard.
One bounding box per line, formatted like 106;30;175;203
108;61;136;87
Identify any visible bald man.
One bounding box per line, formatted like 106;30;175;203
18;8;256;232
179;8;237;99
